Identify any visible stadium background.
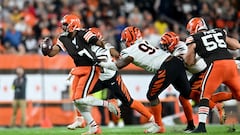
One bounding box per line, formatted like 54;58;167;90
0;0;240;127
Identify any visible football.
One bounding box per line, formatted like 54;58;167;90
43;37;53;47
41;37;53;56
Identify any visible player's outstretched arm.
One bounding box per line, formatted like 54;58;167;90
95;39;105;48
48;45;61;57
99;56;133;71
115;56;133;69
226;36;240;50
184;43;197;66
109;48;120;59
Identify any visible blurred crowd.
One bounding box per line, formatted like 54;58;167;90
0;0;239;55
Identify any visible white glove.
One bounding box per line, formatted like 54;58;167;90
99;61;118;71
235;60;240;69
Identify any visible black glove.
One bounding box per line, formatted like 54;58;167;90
235;57;240;60
40;37;53;56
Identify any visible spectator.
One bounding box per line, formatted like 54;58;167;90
0;23;6;54
143;24;161;48
154;15;169;35
1;0;239;56
10;67;27;128
9;6;23;23
23;29;38;53
99;21;117;50
14;17;28;35
114;16;127;51
142;10;154;28
127;7;143;28
3;23;25;55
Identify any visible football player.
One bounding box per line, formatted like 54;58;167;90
184;17;240;133
160;31;233;131
67;27;160;133
99;26;194;133
39;14;120;135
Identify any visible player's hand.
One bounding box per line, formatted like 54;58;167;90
109;48;120;59
39;37;53;56
235;57;240;60
98;61;118;71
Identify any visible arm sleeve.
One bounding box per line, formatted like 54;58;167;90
185;36;195;46
56;38;66;51
82;30;98;44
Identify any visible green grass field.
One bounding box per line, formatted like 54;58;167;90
0;124;239;135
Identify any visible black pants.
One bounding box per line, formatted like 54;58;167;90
147;56;191;101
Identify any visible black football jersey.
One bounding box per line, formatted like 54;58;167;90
186;28;233;65
57;29;99;66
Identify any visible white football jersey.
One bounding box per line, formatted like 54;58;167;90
172;41;188;56
121;39;171;73
172;41;207;74
91;45;116;81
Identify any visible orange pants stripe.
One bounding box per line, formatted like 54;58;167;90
71;66;100;100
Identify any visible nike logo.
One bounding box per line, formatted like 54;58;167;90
111;82;116;85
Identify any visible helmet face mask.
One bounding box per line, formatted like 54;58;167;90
61;23;68;32
120;39;127;49
160;43;168;51
120;31;133;48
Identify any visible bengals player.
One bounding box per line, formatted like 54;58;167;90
39;14;120;135
99;26;193;133
184;17;240;133
90;27;161;133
